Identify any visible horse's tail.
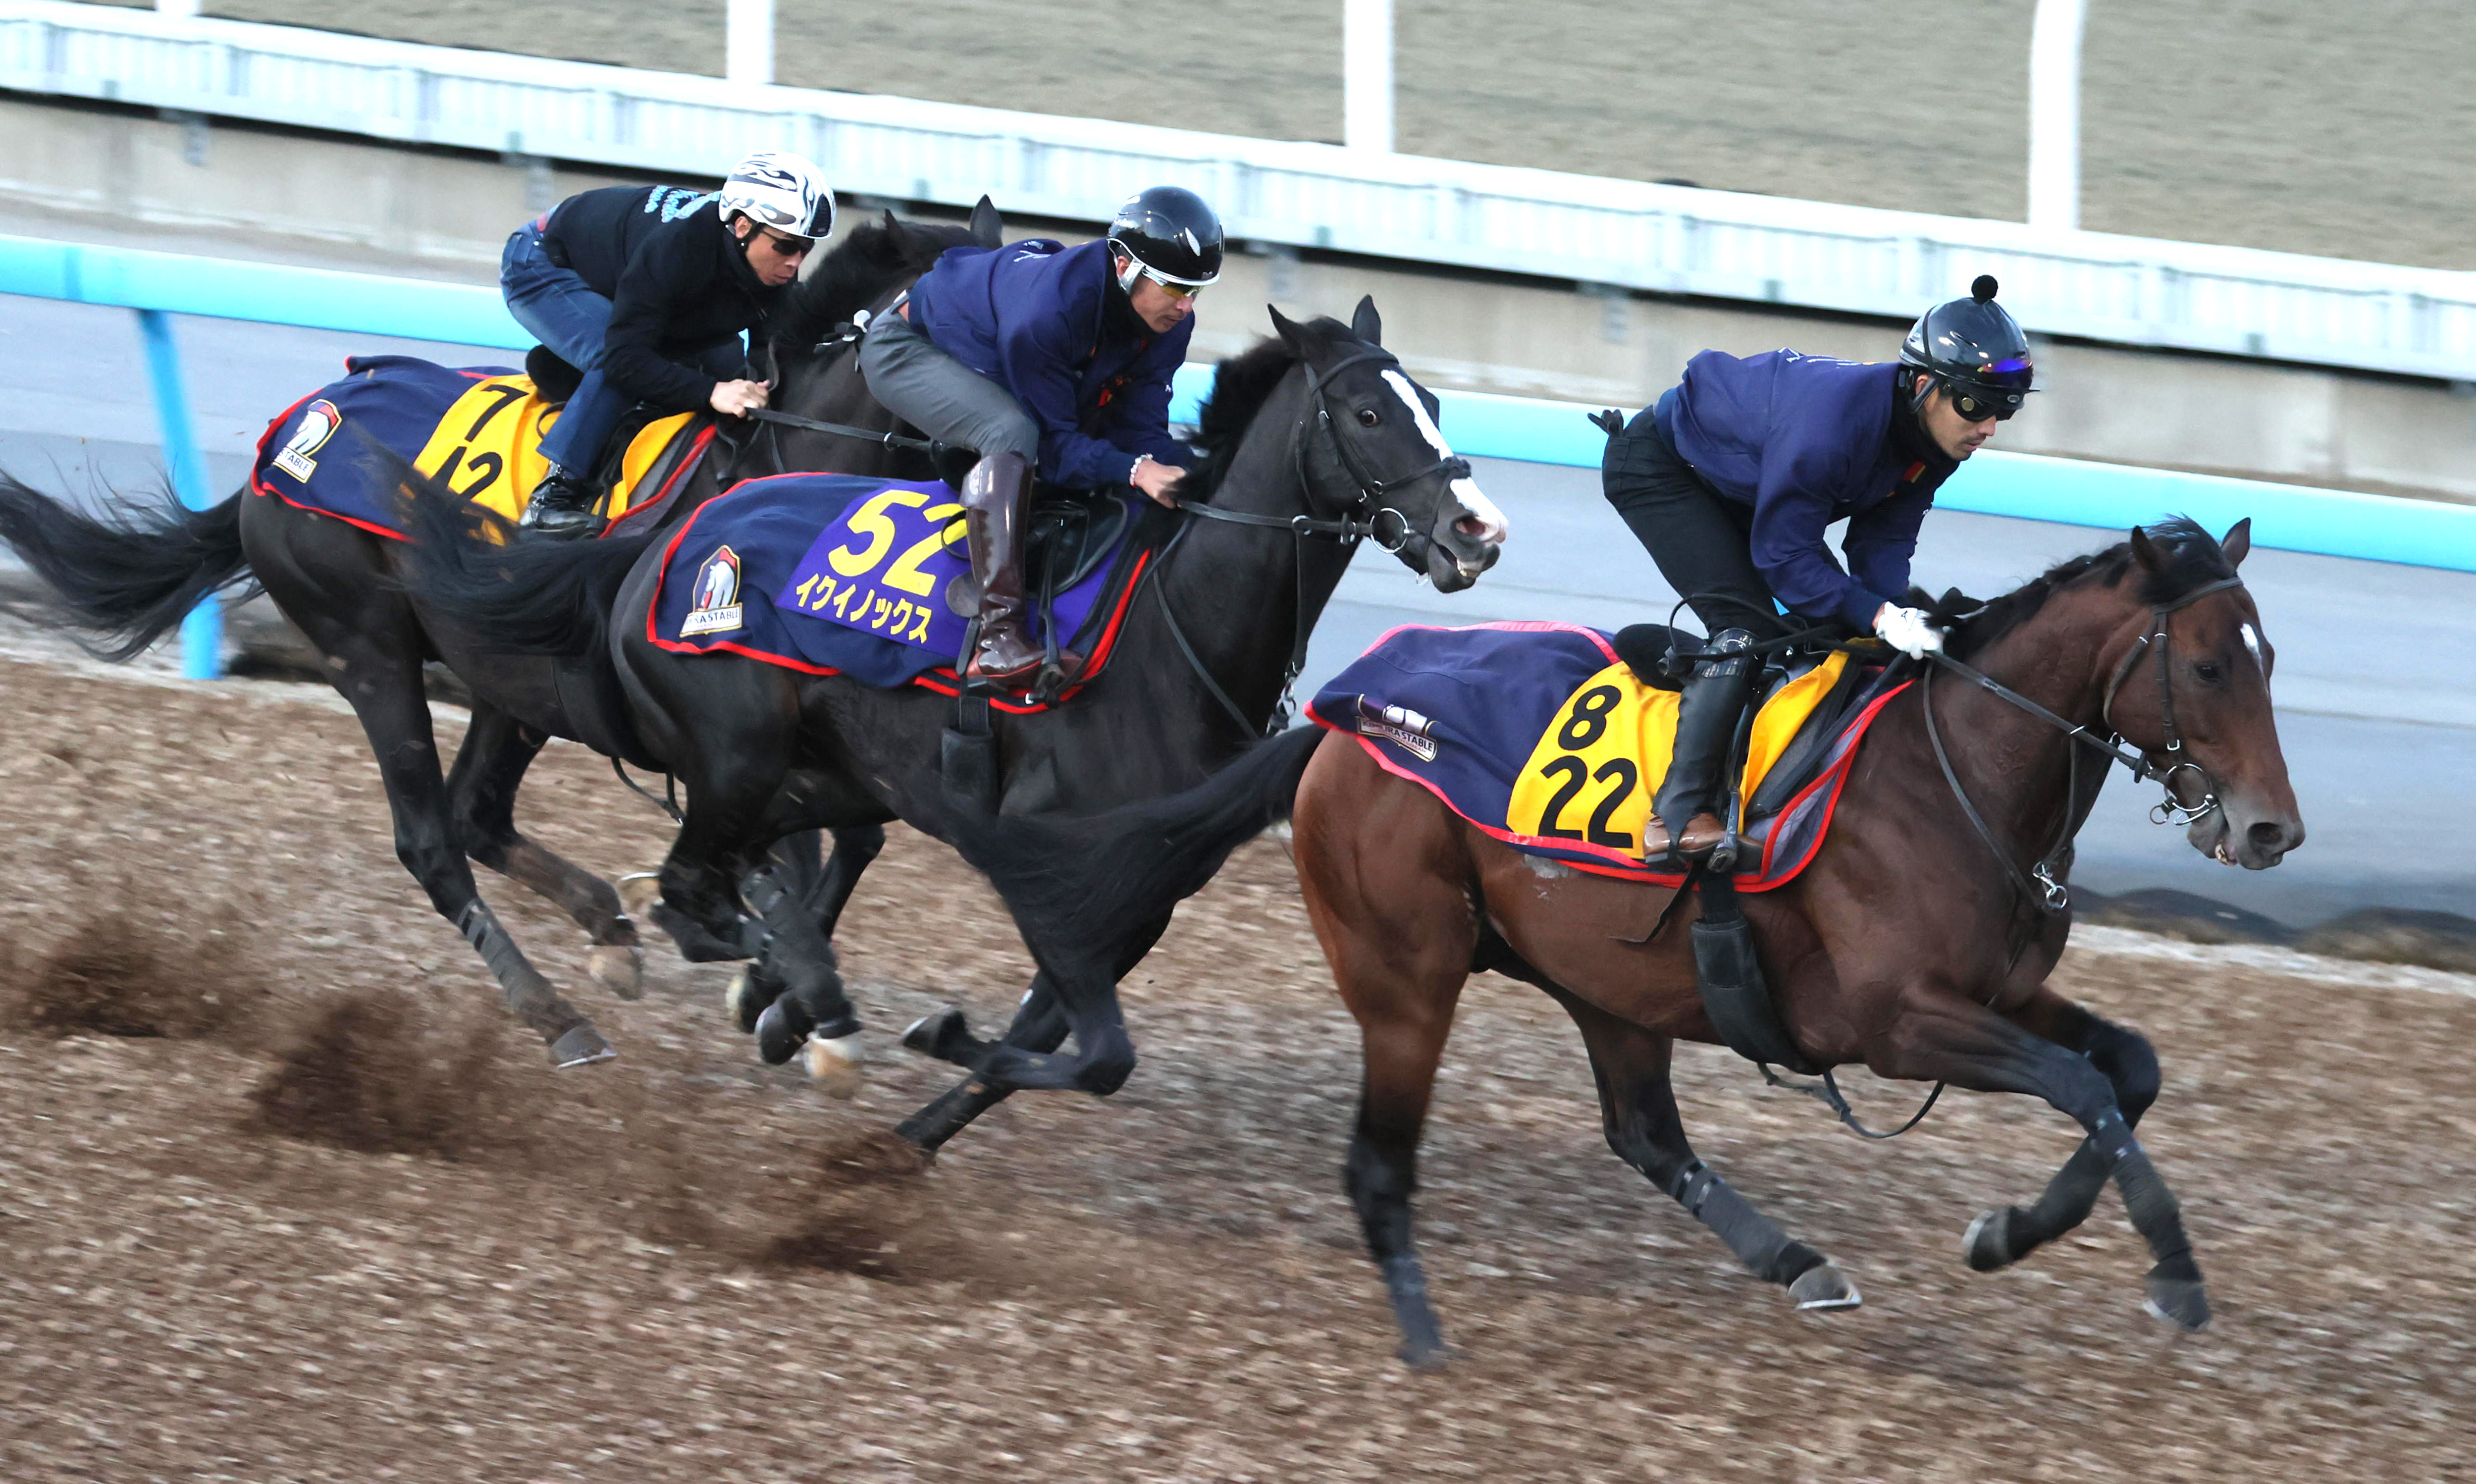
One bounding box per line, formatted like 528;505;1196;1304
0;472;255;661
948;727;1325;944
387;445;657;659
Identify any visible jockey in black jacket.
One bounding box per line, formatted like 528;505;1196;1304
499;151;835;537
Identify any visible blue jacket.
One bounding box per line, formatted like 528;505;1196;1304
1655;350;1955;630
906;238;1193;489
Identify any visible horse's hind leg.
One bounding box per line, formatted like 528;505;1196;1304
304;627;609;1064
1961;985;2163;1274
446;701;646;999
1543;984;1859;1311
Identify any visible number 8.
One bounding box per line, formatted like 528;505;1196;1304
1558;685;1623;750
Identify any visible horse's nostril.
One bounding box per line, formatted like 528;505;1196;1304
2247;821;2286;850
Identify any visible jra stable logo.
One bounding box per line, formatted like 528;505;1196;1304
273;399;342;481
680;545;745;636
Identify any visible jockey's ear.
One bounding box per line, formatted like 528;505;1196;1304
1351;295;1382;347
969;195;1003;249
2219;518;2252;568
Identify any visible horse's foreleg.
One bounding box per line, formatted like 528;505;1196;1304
319;637;608;1065
1869;989;2205;1330
1545;984;1859;1311
728;826;882;1032
445;702;644;999
1963;986;2163;1275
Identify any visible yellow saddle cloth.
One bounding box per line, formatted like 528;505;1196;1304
410;374;700;525
1504;652;1851;861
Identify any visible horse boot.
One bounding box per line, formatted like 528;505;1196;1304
960;451;1081;688
1651;627;1757;869
518;461;605;540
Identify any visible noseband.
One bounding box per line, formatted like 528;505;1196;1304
1923;573;2247;916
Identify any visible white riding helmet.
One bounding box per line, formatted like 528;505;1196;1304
718;151;834;239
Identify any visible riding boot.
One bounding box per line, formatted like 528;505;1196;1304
960;452;1082;686
1651;628;1757;866
518;462;605;540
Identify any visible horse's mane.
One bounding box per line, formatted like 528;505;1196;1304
1945;514;2235;661
1177;318;1357;503
774;212;979;350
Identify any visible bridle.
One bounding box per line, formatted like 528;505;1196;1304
1154;345;1474;738
1921;573;2246;917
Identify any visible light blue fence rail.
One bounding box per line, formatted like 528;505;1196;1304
2;233;2469;676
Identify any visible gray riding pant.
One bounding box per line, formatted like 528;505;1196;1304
857;313;1039;464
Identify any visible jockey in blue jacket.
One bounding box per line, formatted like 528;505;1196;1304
859;186;1220;685
1599;275;2036;864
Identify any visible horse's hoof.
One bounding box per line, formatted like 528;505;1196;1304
1398;1339;1452;1373
1790;1263;1862;1311
1964;1208;2017;1272
616;872;663;921
2143;1275;2212;1332
549;1022;617;1068
754;1000;808;1066
804;1032;866;1098
586;944;644;1000
901;1006;968;1060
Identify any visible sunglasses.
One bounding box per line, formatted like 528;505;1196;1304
753;226;815;257
1950;388;2021;423
1142;267;1205;301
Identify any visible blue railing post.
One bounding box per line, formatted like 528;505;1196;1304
134;307;222;679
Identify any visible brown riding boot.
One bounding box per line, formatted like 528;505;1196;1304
959;453;1082;687
1650;628;1757;867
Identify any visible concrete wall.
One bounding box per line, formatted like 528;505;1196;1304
5;94;2472;502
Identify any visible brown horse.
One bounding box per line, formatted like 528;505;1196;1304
1292;516;2302;1367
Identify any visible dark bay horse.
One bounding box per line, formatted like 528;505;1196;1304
396;302;1508;1142
0;208;994;1065
1291;517;2302;1367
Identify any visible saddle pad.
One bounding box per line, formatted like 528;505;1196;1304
1303;621;1910;889
250;354;703;539
647;472;1153;701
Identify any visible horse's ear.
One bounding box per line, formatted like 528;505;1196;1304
880;209;901;239
2219;518;2251;568
968;195;1003;248
2129;525;2165;573
1351;295;1382;346
1269;304;1311;355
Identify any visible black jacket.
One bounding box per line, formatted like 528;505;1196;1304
542;184;782;412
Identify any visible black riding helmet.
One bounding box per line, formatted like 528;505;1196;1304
1900;275;2035;422
1106;185;1224;292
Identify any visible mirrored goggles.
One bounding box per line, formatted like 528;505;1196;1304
1139;266;1207;301
1949;385;2025;423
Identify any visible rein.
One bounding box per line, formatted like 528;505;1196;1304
1153;345;1469;737
1920;573;2245;917
744;406;939;453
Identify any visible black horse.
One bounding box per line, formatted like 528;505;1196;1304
398;300;1509;1145
0;207;998;1065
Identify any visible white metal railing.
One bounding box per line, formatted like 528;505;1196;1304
6;0;2476;382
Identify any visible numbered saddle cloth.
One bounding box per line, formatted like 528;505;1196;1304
249;354;713;538
647;471;1159;702
1303;621;1910;889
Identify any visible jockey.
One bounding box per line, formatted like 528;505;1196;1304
500;152;835;537
858;185;1220;686
1600;274;2034;864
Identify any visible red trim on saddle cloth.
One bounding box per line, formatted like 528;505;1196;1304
1324;659;1914;893
247;368;498;542
642;491;1155;714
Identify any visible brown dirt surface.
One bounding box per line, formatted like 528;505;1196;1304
2;640;2474;1480
179;0;2476;269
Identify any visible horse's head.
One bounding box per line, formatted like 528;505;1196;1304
2104;518;2305;870
1268;300;1507;590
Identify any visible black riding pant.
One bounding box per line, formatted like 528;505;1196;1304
1601;411;1790;642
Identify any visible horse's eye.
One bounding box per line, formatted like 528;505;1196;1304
1356;408;1380;427
2195;661;2223;684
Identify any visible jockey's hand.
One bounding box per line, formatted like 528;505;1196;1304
1130;455;1186;507
710;378;771;418
1873;602;1946;659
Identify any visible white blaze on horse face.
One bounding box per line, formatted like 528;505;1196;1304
2240;621;2266;679
1380;369;1510;545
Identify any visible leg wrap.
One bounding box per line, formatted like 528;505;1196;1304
1667;1160;1820;1284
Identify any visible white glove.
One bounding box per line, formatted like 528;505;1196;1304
1873;603;1946;659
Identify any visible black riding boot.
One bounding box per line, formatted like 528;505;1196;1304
519;463;604;539
1651;628;1757;867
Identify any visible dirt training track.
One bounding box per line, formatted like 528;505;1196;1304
1;636;2472;1481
